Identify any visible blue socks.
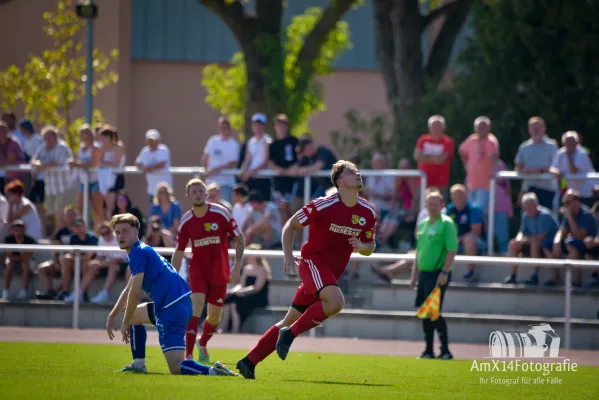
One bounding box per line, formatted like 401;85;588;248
180;359;211;375
130;324;147;360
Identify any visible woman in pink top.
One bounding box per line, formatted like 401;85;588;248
493;160;513;254
459;116;499;212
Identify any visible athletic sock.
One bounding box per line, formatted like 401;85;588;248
130;324;147;362
422;319;434;354
247;325;280;365
180;359;210;375
198;320;217;347
185;316;200;358
435;316;449;353
289;301;328;337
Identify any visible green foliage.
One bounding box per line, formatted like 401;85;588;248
0;0;118;150
202;7;351;137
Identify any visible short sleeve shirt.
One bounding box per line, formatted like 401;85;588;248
416;215;458;271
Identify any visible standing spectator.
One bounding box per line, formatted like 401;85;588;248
150;182;182;235
550;189;597;287
493;160;513;254
30;125;76;230
98;125;126;219
504;192;558;285
242;190;281;249
2;111;24;146
444;184;486;280
413;115;454;199
22;121;46;229
202;116;240;203
63;218;99;303
69;124;103;227
2;220;36;300
143;215;174;263
0;120;26;194
19;120;43;162
459;116;499;212
135;129;173;206
231;184;251;232
550;131;597;207
364;152;395;220
269;114;299;224
206;182;233;211
514;117;558;210
5;179;43;241
287;135;337;200
112;191;147;239
240;113;272;201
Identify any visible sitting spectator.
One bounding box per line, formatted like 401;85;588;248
550;131;596;208
231;184;251;230
504;192;559;285
206;182;233;211
63;218;99;303
35;207;79;300
445;184;486;280
0;120;26;194
2;111;23;146
5;179;43;241
2;220;36;300
150;182;182;235
135;129;173;206
515;117;558;209
220;245;270;333
287;135;337;201
30;125;76;230
243;190;281;249
493;160;513;254
19;120;43;163
112;191;146;238
583;202;599;287
98;125;126;220
240;113;272;201
144;216;174;263
23;120;47;231
0;193;8;237
202;116;240;203
269;114;299;224
549;189;597;287
82;222;129;304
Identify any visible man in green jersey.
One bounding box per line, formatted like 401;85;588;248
410;190;458;359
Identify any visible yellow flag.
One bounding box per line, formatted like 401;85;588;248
416;287;441;321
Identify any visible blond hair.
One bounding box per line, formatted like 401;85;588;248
110;213;140;231
186;178;206;194
450;184;467;194
153;182;175;205
247;244;272;280
330;160;358;189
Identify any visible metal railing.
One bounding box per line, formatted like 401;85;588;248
488;172;599;255
0;243;597;349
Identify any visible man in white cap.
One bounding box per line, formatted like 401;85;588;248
135;129;173;205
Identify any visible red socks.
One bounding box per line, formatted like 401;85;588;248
247;325;280;365
199;321;217;347
290;301;328;337
185;316;200;358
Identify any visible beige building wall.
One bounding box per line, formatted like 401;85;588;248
1;0;387;213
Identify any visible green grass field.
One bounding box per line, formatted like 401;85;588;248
1;342;597;399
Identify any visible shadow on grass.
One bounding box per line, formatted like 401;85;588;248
283;378;392;387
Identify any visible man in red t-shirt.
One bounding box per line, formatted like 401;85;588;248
171;179;245;363
236;161;377;379
414;115;455;198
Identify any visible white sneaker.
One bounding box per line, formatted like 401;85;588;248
1;289;9;299
16;289;28;300
90;290;109;304
65;291;82;303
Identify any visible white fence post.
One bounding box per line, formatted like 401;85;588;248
419;173;427;212
73;249;82;329
564;262;572;350
303;176;311;244
82;170;90;228
487;177;497;255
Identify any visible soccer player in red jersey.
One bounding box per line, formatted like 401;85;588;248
171;179;245;363
236;160;377;379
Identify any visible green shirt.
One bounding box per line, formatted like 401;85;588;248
416;214;458;272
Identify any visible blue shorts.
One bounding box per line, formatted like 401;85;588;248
563;237;585;256
79;182;100;193
153;295;192;353
458;237;488;254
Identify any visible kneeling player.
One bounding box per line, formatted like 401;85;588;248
105;213;237;376
236;161;377;379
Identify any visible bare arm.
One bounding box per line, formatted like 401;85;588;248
441;251;456;273
122;273;144;326
233;233;245;269
237;269;267;295
413;149;447;165
171;249;185;272
565;214;588;240
282;214;303;258
9;203;32;221
470;223;483;238
109;278;131;317
289;160;325;176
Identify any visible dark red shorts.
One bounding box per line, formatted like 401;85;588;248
291;256;339;312
189;276;227;307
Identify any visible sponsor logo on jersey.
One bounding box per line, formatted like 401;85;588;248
193;236;221;247
365;231;372;239
307;207;313;214
329;223;362;236
204;222;219;231
359;216;366;226
351;215;359;224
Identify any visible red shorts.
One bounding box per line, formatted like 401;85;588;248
291;256;339;312
189;277;227;307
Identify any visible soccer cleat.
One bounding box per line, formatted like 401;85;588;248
198;343;210;364
236;358;255;380
419;352;435;359
118;363;147;373
210;361;238;376
437;352;454;360
275;327;295;361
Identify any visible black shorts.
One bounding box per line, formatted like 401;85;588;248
108;174;125;193
29;180;45;203
146;302;156;326
414;270;451;309
588;246;599;259
247;178;271;201
97;261;129;277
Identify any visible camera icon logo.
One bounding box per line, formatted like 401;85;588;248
489;323;561;358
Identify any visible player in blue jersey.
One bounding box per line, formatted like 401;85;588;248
105;213;237;376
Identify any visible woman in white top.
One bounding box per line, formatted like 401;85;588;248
240;113;272;200
69;124;103;228
5;180;43;241
98;125;126;221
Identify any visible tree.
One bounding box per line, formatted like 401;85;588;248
200;0;359;135
0;0;118;149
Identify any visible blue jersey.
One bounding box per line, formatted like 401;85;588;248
128;241;191;311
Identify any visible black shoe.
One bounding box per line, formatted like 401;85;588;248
572;281;583;288
36;290;57;300
524;274;538;286
236;358;255;380
437;352;454;360
419;351;435;359
371;266;391;283
503;275;517;284
276;327;296;361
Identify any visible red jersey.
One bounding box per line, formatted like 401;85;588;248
296;193;377;277
415;133;454;188
175;203;240;285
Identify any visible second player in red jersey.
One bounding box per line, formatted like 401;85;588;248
171;179;245;363
236;160;376;379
